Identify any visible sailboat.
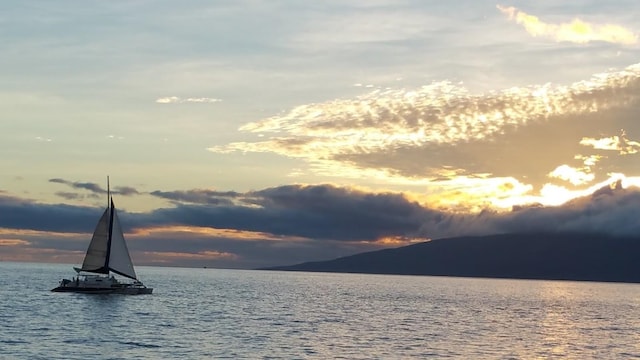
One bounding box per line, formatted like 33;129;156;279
52;179;152;294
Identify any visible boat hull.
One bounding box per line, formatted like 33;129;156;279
51;285;153;295
51;275;152;295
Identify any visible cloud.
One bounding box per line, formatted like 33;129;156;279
115;186;140;196
126;225;322;269
2;184;432;244
29;182;640;241
210;63;640;209
142;184;432;243
548;165;594;186
0;186;406;268
142;250;238;264
493;180;640;236
0;193;104;233
155;96;222;104
49;178;105;193
579;129;640;154
49;178;140;197
0;246;83;264
130;225;305;242
0;239;31;246
218;65;640;149
150;189;241;205
55;192;84;201
5;180;640;268
497;5;638;45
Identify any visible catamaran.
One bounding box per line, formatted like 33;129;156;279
52;179;152;294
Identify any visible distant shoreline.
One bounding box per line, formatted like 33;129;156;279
262;232;640;284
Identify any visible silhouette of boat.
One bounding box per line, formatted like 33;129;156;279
52;178;152;295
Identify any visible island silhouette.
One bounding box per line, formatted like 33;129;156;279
263;232;640;283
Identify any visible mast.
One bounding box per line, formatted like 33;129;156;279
107;175;110;209
104;175;113;274
105;198;114;273
76;176;119;276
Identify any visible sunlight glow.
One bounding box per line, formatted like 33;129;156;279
372;236;427;246
539;175;628;206
548;165;594;186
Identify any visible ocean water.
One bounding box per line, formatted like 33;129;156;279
2;262;640;359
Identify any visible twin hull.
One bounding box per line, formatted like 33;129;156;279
51;275;152;295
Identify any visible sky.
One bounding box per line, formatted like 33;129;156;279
2;0;640;269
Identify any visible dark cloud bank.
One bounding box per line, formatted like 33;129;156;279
2;178;640;268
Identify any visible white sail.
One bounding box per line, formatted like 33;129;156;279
77;200;138;280
79;208;110;273
108;202;137;280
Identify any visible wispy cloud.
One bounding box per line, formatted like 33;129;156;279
155;96;222;104
49;178;105;194
0;239;31;246
214;65;640;152
210;63;640;209
150;189;240;205
497;4;638;45
49;178;140;197
142;250;238;263
55;192;84;201
579;130;640;154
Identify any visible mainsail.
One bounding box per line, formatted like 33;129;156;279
108;203;137;279
77;199;137;280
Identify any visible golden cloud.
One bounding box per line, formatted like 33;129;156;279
548;165;594;186
129;225;310;242
211;63;640;211
0;247;84;264
142;250;238;262
211;64;640;176
372;236;427;246
580;130;640;154
0;228;86;239
497;4;638;45
0;239;31;246
214;65;640;157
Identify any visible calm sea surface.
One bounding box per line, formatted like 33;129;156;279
2;262;640;359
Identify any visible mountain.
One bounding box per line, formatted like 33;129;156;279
263;233;640;283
